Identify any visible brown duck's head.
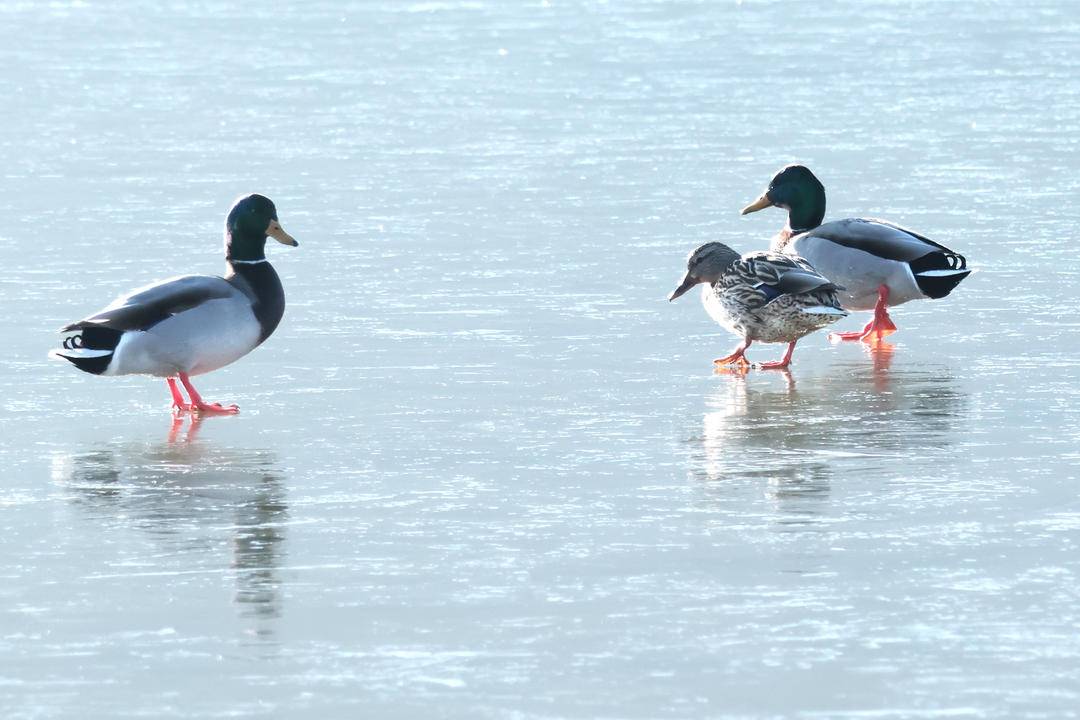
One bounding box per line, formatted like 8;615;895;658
668;242;740;301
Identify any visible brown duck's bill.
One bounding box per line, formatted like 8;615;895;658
266;219;299;247
740;193;773;215
668;273;698;301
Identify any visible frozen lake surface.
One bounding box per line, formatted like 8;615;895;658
2;1;1080;717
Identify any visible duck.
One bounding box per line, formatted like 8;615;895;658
669;242;847;369
740;165;971;342
50;194;297;414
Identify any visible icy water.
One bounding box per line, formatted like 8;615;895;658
2;1;1080;717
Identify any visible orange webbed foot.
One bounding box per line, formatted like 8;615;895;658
191;401;240;415
830;285;897;343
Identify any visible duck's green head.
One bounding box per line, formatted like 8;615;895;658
225;194;298;262
669;242;741;301
740;164;826;232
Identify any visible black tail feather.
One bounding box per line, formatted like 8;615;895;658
64;325;124;351
54;325;124;375
54;351;114;375
910;250;971;299
914;269;972;299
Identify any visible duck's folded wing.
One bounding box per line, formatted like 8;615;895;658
62;275;238;333
801;218;966;266
739;252;841;300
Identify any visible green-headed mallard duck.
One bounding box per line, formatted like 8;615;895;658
741;165;970;342
669;242;847;369
51;194;297;414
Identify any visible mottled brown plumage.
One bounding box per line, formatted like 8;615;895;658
669;242;847;369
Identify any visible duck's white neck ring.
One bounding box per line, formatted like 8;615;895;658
230;258;268;265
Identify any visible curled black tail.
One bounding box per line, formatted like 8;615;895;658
51;325;123;375
909;250;971;299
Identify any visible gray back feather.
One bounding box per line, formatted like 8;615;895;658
62;275;238;333
802;218;955;263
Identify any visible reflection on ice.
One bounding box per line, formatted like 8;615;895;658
862;340;896;393
692;349;969;522
49;417;287;632
699;369;833;522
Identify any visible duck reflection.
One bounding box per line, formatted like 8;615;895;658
699;370;832;525
863;339;896;393
50;415;287;637
692;351;967;523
